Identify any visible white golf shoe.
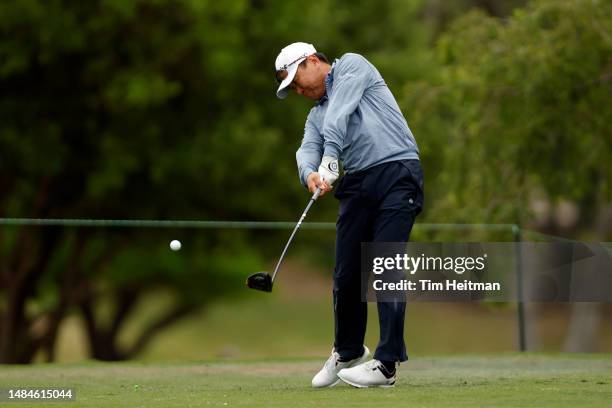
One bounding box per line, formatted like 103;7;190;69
338;359;396;388
311;346;370;388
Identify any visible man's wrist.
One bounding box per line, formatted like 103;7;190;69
323;144;341;160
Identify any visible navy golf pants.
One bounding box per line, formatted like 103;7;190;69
332;159;424;363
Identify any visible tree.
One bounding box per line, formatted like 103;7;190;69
402;0;611;226
0;0;273;363
400;0;612;350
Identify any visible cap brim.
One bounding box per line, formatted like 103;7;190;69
276;63;299;99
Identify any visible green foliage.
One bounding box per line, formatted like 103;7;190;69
0;0;528;221
402;0;612;225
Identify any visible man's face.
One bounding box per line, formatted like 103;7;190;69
278;56;327;100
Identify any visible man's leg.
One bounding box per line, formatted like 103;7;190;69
333;179;372;360
372;208;417;363
371;160;423;363
312;174;375;388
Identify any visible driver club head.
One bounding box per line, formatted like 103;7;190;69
246;272;273;292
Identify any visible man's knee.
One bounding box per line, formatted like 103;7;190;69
333;270;361;294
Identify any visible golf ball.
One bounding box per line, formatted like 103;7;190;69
170;240;181;251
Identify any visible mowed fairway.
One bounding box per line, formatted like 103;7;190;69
1;354;610;407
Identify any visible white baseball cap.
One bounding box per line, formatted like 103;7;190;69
275;42;317;99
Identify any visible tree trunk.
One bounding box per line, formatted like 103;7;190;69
563;302;601;352
561;213;609;352
0;225;62;363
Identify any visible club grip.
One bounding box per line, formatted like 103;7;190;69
312;187;322;201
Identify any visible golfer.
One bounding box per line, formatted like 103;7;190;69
275;42;424;388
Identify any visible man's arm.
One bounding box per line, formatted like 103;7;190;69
321;54;372;159
296;115;323;188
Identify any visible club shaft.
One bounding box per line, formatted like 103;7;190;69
271;188;322;282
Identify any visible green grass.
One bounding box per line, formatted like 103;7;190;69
1;354;610;407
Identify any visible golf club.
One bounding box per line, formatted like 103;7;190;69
246;187;322;292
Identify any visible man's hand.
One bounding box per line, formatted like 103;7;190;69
306;157;339;197
318;156;339;184
307;172;332;197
